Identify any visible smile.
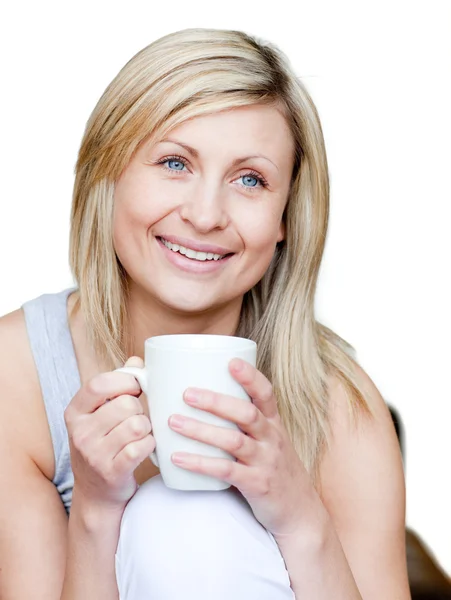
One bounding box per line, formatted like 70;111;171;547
160;237;226;262
156;236;235;275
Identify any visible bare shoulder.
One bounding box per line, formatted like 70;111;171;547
0;307;54;479
318;362;402;497
317;362;410;598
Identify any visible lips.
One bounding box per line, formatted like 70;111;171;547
157;234;235;256
156;236;235;274
157;235;235;262
160;237;225;261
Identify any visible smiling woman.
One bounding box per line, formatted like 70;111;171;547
0;27;411;600
112;105;290;313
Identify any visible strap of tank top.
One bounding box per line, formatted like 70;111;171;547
22;287;81;502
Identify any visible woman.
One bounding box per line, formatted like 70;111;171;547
0;28;411;599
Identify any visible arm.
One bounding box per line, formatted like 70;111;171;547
275;505;363;599
0;442;124;600
0;310;68;598
275;366;411;599
61;492;124;599
0;310;129;599
0;443;68;598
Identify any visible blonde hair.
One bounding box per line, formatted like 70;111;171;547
70;28;372;482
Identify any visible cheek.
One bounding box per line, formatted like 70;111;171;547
242;219;282;279
112;170;166;246
114;171;151;225
112;195;134;259
245;210;284;252
112;176;152;267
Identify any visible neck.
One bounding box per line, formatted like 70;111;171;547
125;284;243;359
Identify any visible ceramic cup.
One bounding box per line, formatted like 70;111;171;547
116;334;257;491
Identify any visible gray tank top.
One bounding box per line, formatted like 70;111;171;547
22;288;80;513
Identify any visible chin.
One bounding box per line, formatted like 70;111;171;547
156;290;223;315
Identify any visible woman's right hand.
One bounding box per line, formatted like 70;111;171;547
64;356;156;509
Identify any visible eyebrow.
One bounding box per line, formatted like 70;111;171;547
157;138;279;172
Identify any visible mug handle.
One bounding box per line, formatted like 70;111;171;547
115;367;159;468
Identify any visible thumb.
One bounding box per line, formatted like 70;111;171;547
124;355;145;368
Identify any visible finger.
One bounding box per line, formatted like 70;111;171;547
71;370;142;415
170;452;259;495
113;434;156;476
124;356;145;368
94;394;146;437
168;414;256;463
228;359;279;420
183;388;270;440
103;414;152;459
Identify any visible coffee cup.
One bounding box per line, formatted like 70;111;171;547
116;334;257;491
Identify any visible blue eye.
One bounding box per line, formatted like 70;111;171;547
167;159;185;171
241;175;258;187
155;155;268;191
238;171;267;190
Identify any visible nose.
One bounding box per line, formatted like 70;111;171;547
179;180;229;233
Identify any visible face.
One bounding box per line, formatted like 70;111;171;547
113;103;295;315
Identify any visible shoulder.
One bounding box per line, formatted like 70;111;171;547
0;307;54;480
318;361;403;502
0;308;34;380
0;306;27;343
326;361;395;439
316;362;410;596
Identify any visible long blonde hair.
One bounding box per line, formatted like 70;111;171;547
70;28;372;482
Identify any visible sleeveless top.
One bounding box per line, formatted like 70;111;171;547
22;288;80;513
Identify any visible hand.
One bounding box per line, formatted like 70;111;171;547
64;357;156;508
167;358;314;537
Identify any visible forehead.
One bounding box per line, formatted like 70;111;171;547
154;104;295;161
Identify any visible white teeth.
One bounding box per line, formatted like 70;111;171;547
161;238;224;261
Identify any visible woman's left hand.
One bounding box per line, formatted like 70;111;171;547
168;358;317;538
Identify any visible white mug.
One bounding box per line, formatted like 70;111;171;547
116;334;257;491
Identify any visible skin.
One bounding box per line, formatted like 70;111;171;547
0;104;411;599
112;103;291;347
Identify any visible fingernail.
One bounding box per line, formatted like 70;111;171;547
169;415;185;428
172;452;189;464
184;390;199;405
124;356;144;367
230;358;243;372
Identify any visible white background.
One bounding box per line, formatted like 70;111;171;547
1;0;450;577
